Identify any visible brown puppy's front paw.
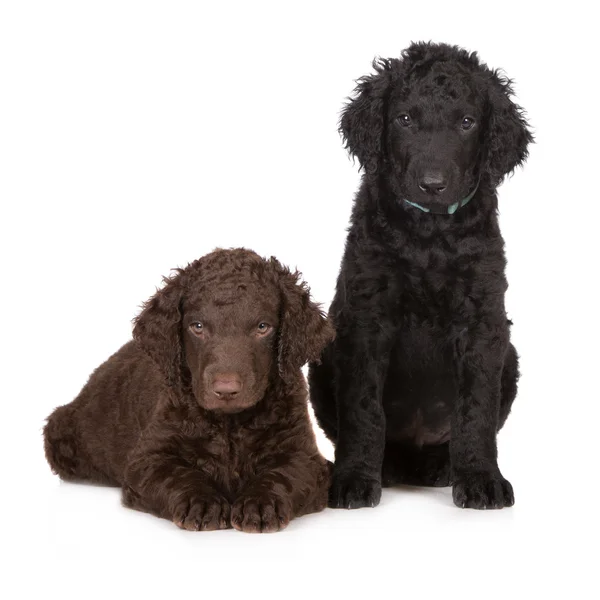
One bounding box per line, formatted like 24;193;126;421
231;495;291;533
173;495;231;531
452;471;514;510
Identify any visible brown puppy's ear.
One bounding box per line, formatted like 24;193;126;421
271;259;335;384
484;71;533;186
132;270;185;388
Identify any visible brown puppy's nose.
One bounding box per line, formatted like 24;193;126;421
212;373;242;398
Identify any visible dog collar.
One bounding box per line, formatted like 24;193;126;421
404;180;480;215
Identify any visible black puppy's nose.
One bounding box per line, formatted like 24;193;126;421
418;171;448;195
212;373;242;398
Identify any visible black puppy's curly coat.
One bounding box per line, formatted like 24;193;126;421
309;42;532;509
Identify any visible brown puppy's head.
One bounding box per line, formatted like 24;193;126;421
133;248;334;414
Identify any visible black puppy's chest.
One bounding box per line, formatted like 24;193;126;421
381;263;475;446
383;318;457;446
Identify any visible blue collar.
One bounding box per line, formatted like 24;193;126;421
404;180;480;215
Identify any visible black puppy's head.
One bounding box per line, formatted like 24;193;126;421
340;42;532;212
132;249;334;414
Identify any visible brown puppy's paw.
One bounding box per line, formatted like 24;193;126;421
452;471;514;509
173;495;231;531
230;495;291;533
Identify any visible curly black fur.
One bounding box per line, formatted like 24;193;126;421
309;42;532;510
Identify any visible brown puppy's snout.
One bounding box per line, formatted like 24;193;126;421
212;373;243;398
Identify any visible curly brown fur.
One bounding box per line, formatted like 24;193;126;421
44;248;334;532
309;42;532;510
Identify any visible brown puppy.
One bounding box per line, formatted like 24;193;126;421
44;248;334;532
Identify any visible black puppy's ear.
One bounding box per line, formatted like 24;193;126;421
340;59;396;175
484;72;533;186
270;259;335;384
133;270;185;388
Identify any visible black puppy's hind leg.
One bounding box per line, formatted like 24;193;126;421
499;342;519;430
308;355;338;443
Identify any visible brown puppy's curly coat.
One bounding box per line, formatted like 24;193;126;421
44;248;334;532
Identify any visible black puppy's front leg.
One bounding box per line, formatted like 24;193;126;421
330;325;390;509
451;329;514;509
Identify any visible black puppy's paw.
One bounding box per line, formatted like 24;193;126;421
329;471;382;509
452;471;514;510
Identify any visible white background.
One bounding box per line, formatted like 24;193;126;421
1;1;598;598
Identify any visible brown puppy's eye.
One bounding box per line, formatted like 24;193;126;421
190;322;204;335
461;116;475;130
257;322;271;335
397;114;411;127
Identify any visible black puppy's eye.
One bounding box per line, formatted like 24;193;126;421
461;116;475;130
257;322;271;335
397;114;411;127
189;322;204;335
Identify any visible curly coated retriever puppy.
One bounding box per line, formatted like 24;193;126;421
309;42;532;510
45;248;334;532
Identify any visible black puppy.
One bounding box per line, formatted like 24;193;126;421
309;42;532;509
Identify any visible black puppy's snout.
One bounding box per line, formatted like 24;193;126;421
418;171;448;195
